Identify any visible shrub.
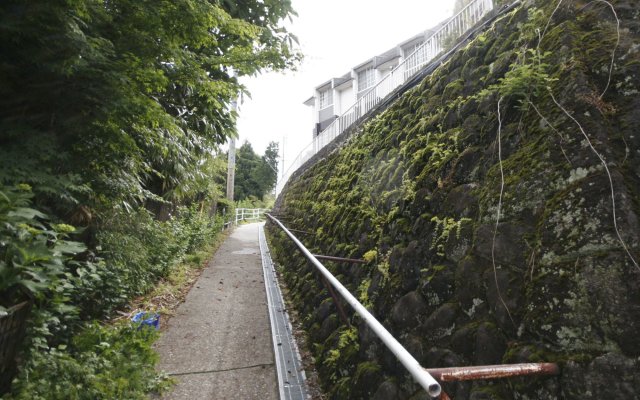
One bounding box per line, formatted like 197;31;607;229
82;204;222;319
0;185;86;312
5;322;171;400
1;185;223;398
0;185;92;350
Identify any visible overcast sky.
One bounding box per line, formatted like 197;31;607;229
236;0;456;177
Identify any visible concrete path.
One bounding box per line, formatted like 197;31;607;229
156;223;278;400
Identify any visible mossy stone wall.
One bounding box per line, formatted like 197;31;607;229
267;1;640;398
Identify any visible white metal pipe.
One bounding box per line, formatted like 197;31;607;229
267;214;442;398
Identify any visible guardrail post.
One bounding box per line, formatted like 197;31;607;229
319;274;350;327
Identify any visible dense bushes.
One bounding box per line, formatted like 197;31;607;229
5;322;169;400
1;0;298;395
0;185;90;350
87;206;224;318
1;184;226;398
0;185;80;308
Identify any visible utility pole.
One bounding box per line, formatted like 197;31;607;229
226;136;235;201
281;135;285;180
226;100;238;201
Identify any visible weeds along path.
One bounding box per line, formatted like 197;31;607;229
155;223;277;400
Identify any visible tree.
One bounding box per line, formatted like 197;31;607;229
0;0;301;216
255;141;279;193
0;2;300;389
234;140;279;201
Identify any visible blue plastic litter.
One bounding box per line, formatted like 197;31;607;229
131;311;160;330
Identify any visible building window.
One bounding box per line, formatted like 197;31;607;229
319;89;333;109
357;67;375;93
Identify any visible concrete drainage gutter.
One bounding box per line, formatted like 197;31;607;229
259;224;309;400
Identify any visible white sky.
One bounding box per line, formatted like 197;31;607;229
236;0;455;176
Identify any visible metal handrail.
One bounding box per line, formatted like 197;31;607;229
266;213;560;399
276;0;494;196
266;214;442;398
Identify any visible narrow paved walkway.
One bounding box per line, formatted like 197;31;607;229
156;223;278;400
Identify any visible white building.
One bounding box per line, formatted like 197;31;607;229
303;25;444;138
276;0;493;196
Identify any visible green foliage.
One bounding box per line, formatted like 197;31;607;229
376;264;390;291
0;169;228;395
495;48;557;102
324;326;359;375
362;250;378;263
234;141;280;201
6;322;170;400
0;0;299;395
0;185;86;314
0;0;299;208
3;201;222;397
236;195;274;210
429;216;472;257
480;7;557;107
189;154;228;206
357;279;373;309
256;142;279;199
88;205;223;317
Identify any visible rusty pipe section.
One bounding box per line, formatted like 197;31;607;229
426;363;559;382
266;213;442;398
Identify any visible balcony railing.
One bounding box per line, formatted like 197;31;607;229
276;0;494;196
318;105;335;122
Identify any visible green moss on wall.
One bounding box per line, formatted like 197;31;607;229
267;1;640;398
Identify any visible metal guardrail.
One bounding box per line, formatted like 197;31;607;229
266;213;442;397
235;208;269;225
276;0;494;196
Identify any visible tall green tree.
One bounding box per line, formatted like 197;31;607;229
0;0;299;373
0;0;300;217
234;140;279;201
255;141;279;193
234;141;261;201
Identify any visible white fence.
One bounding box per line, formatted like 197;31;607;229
235;208;269;225
276;0;494;196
